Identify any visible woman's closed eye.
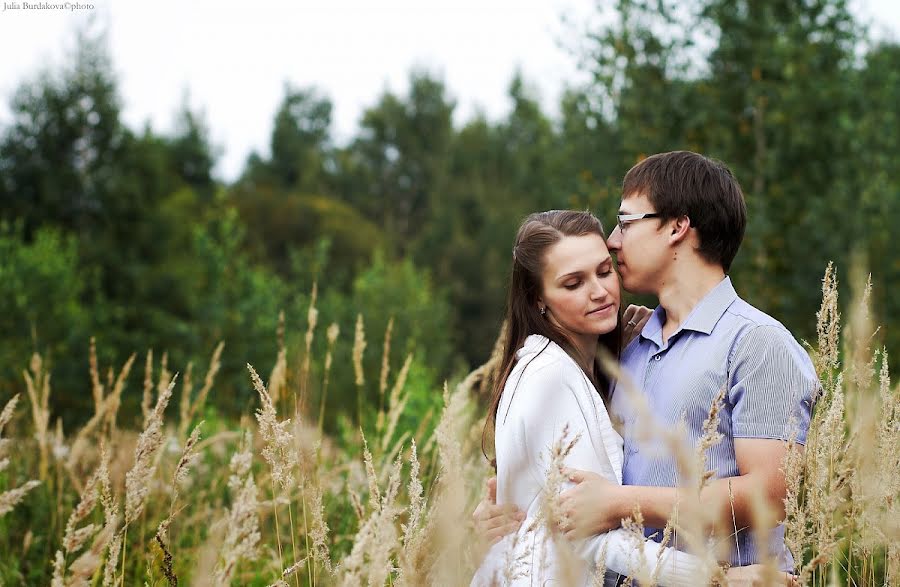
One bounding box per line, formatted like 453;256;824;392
563;281;581;290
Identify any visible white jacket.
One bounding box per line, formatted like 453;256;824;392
471;335;702;586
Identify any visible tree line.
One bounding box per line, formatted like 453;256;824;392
1;0;898;427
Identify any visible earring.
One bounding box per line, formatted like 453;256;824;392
540;306;547;317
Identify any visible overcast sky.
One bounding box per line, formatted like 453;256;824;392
1;0;897;182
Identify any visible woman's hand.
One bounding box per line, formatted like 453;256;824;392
558;468;624;540
622;304;652;346
472;477;524;546
725;564;798;586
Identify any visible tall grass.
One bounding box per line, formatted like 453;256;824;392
0;266;896;585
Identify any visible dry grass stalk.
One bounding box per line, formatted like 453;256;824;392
524;424;583;585
267;557;309;587
64;349;136;481
96;446;121;587
814;262;841;383
52;453;112;587
307;483;333;574
58;522;115;587
0;479;42;517
90;337;103;413
155;421;204;587
378;317;395;410
396;441;428;584
142;350;154;426
51;417;68;464
747;488;781;587
0;393;19;473
336;451;404;586
153;352;171;423
249;363;299;579
319;322;340;433
67;402;113;481
408;381;481;585
380;353;413;453
0;393;42;517
300;283;319;411
694;386;726;494
102;533;122;587
648;521;675;586
249;364;297;492
215;432;261;586
125;373;177;526
361;433;381;506
353;314;366;387
104;352;136;435
23;352;52;480
188;341;224;426
269;311;287;406
177;361;195;439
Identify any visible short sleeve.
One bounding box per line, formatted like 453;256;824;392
728;326;818;444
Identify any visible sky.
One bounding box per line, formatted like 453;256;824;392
0;0;898;182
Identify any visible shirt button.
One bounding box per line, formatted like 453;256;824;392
654;354;661;361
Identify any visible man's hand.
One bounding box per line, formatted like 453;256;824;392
558;469;624;540
725;564;798;586
472;477;524;546
623;304;652;346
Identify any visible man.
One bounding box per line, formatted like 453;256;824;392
473;151;817;576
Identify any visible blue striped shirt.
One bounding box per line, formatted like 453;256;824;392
610;277;818;571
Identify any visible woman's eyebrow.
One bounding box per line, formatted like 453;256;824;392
556;256;612;280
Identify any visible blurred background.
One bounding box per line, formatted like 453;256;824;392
0;0;898;429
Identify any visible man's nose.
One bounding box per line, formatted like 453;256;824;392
607;226;622;250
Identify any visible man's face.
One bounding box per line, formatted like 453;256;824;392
606;193;669;295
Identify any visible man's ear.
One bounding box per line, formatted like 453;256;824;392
668;215;691;244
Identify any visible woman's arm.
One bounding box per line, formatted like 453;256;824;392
575;527;706;587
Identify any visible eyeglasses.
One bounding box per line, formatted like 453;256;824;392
616;212;661;232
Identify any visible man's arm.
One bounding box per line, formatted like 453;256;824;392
562;438;794;538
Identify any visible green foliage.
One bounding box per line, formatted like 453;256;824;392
2;6;900;424
301;250;458;435
0;225;87;400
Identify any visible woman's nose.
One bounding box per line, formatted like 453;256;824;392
589;277;608;298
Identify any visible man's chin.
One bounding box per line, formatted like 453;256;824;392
621;277;651;296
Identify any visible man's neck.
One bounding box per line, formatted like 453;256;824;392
656;263;726;343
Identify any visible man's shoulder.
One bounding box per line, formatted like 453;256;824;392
724;297;816;373
724;296;787;330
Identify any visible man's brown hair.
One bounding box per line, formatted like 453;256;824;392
623;151;747;271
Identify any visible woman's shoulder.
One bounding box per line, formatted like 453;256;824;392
510;335;587;392
515;335;580;373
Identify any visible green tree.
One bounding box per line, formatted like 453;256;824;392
343;72;455;252
241;84;333;195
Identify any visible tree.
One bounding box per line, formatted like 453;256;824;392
343;72;455;251
241;84;334;195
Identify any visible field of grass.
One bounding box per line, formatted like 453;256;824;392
0;264;897;586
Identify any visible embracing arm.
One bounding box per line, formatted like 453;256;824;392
561;325;816;543
577;438;796;533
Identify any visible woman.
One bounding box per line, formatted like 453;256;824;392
471;211;782;586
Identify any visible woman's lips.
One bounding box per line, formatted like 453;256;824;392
587;304;615;316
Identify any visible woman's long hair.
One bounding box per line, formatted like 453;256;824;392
481;210;622;467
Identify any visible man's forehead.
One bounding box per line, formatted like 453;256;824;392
618;192;652;211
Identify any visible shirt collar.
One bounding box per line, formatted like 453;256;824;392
639;276;738;347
